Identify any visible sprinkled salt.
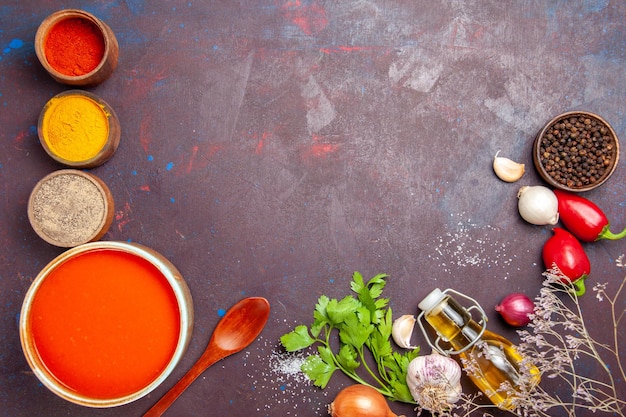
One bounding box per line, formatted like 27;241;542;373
243;334;328;415
428;212;521;279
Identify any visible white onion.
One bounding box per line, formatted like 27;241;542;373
517;185;559;225
495;293;534;327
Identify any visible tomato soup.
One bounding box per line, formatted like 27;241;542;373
25;246;184;400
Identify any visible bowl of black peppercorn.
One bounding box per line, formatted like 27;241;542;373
533;111;620;192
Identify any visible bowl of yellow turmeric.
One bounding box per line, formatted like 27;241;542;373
37;90;121;168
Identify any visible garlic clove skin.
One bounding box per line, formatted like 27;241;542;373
406;352;463;414
391;315;417;349
493;151;525;182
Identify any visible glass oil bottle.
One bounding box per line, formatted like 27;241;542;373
417;288;540;410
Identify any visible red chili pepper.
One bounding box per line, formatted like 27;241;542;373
542;228;590;296
554;189;626;242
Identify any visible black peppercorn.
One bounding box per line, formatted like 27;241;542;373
537;113;617;190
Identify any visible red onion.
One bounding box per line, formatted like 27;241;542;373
495;293;534;327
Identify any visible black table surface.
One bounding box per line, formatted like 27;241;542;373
1;1;625;416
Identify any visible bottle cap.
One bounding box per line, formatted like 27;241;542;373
418;288;445;312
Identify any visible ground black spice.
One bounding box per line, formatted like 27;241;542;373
539;115;616;189
28;171;113;247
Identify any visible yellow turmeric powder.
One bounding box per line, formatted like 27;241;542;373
40;93;110;163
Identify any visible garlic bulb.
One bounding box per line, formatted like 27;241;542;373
391;315;417;349
517;185;559;225
406;353;462;414
493;151;525;182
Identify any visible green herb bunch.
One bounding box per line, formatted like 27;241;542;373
280;272;420;403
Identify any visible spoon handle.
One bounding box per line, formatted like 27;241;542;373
142;351;222;417
143;297;270;417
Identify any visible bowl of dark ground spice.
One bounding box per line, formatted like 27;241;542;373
533;111;619;192
28;170;115;247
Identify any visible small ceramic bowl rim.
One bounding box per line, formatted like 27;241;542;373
533;111;620;192
34;9;116;82
19;241;194;408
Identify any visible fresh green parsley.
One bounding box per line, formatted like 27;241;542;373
280;272;419;403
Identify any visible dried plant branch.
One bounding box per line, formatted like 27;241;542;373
436;255;626;417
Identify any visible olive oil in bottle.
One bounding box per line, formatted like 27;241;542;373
417;288;540;410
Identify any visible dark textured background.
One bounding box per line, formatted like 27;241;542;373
1;1;624;416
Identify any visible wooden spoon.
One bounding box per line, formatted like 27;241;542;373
143;297;270;417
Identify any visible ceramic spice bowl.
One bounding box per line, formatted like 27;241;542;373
34;9;119;86
27;169;115;247
533;111;620;192
37;90;121;168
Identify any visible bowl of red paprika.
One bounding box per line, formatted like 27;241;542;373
533;111;620;193
35;9;119;86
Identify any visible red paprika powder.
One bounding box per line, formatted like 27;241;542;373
44;17;105;76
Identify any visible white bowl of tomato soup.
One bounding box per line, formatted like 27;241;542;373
20;241;193;407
